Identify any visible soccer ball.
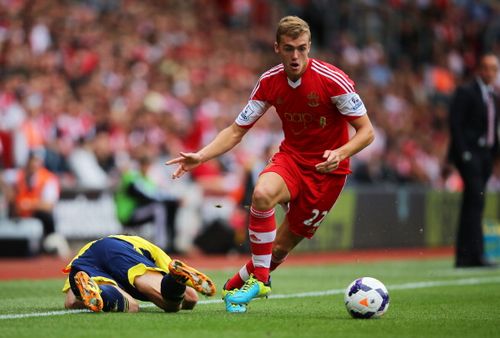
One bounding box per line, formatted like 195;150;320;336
344;277;390;319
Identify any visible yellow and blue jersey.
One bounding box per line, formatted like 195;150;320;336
62;235;172;301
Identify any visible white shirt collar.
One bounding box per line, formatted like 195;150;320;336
477;76;493;100
287;77;301;88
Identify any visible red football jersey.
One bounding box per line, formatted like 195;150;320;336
235;58;367;174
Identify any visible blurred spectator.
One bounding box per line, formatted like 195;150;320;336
189;155;246;255
67;136;110;190
114;152;180;253
2;150;69;256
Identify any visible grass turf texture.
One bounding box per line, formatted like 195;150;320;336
1;258;499;338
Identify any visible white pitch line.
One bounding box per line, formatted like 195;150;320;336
0;309;89;320
1;276;499;320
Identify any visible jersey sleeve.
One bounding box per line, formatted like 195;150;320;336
314;60;367;119
235;74;271;128
235;99;270;128
331;92;367;119
326;72;367;119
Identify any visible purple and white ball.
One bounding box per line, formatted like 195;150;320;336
344;277;390;319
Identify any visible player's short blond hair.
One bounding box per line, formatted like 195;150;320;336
276;16;311;44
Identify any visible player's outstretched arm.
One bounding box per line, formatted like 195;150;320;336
166;123;248;179
165;152;203;179
315;114;374;173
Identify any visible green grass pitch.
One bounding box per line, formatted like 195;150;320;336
1;258;499;338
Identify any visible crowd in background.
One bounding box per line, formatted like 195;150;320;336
1;0;500;252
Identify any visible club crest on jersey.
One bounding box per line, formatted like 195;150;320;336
307;92;320;107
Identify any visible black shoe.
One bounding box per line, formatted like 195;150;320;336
455;260;498;268
478;261;499;268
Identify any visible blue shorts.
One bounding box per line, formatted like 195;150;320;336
69;237;164;301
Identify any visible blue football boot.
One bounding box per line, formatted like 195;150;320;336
225;274;272;305
223;289;248;313
221;281;247;313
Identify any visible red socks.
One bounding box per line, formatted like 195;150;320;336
247;207;276;282
224;206;282;290
225;251;288;290
225;260;253;290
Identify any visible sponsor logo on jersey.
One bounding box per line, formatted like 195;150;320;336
320;116;327;128
284;112;313;135
307;92;320;107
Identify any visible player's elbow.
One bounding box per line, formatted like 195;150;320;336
365;126;375;146
229;123;247;144
64;290;85;310
359;121;375;147
64;299;74;310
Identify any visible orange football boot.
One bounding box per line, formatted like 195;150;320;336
74;271;103;312
168;259;216;296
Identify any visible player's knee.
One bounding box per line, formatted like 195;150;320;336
64;296;78;309
181;299;196;310
163;301;182;312
252;186;276;209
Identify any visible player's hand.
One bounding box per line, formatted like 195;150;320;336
315;150;342;173
165;152;202;179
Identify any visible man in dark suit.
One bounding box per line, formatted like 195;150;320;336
448;53;499;268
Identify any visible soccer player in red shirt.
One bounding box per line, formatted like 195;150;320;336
166;16;374;313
